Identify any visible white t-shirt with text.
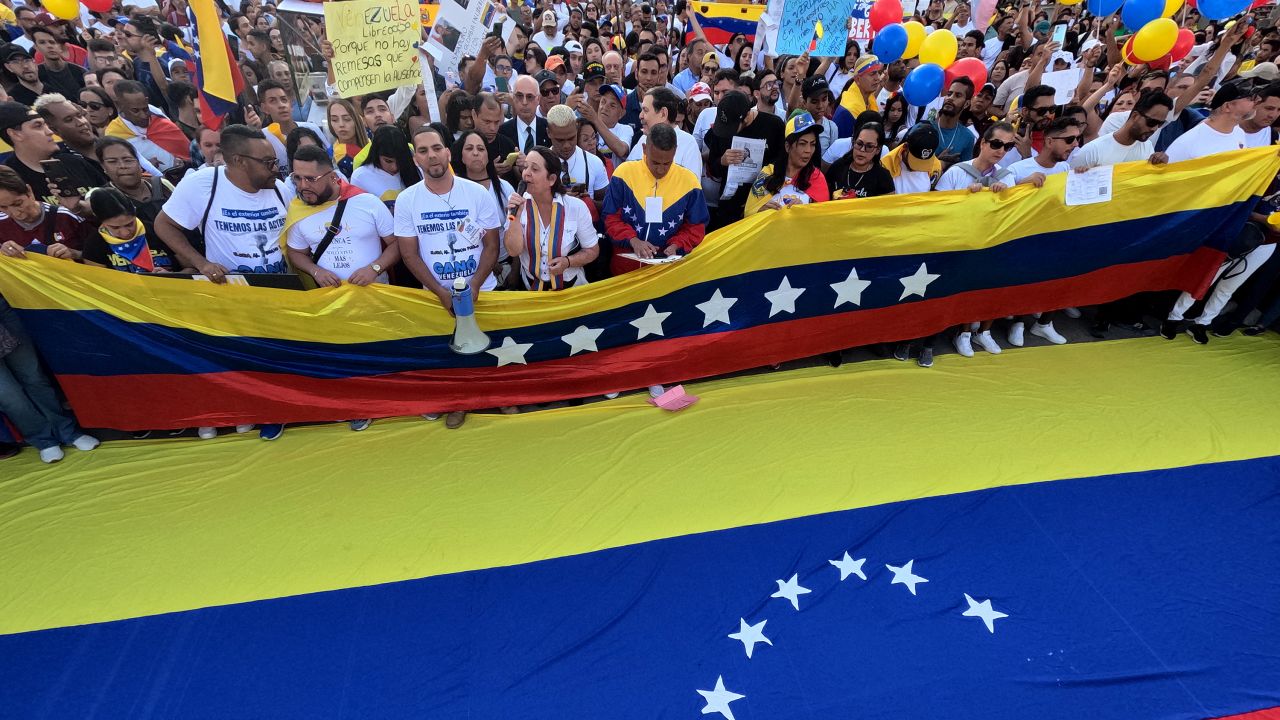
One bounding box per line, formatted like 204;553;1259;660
286;193;393;281
393;177;503;291
161;166;293;274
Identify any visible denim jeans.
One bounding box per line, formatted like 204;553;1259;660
0;297;80;450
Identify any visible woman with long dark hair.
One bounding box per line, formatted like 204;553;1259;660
451;129;517;285
744;112;830;216
502;146;599;291
351;125;419;209
882;93;910;147
81;186;186;274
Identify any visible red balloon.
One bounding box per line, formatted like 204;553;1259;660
944;57;988;91
869;0;903;32
1122;36;1143;65
82;0;114;12
1147;52;1174;71
1169;27;1195;61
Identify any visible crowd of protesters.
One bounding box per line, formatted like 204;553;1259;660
1;0;1279;462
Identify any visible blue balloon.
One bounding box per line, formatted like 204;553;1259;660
902;63;944;107
1086;0;1124;17
1121;0;1163;30
874;23;909;64
1198;0;1251;20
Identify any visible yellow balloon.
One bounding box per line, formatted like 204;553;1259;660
1060;0;1084;5
918;27;957;67
1133;18;1178;62
1162;0;1183;16
43;0;77;20
903;21;926;60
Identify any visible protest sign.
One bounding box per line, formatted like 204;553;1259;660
324;0;423;98
777;0;857;56
849;0;875;49
426;0;505;82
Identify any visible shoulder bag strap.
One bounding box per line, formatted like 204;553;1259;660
199;167;220;236
310;198;350;264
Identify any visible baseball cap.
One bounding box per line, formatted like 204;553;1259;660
545;54;566;72
541;10;556;26
689;82;712;103
0;101;37;141
904;122;940;166
599;83;626;104
3;45;32;63
1241;62;1280;82
802;75;832;100
978;82;997;97
785;111;818;140
1210;79;1258;109
1050;50;1073;68
583;61;606;82
565;40;583;55
534;69;559;88
711;90;752;139
854;54;883;77
702;51;719;67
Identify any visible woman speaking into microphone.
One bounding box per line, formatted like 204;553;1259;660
503;147;600;292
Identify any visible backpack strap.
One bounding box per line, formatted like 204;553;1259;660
199;167;220;237
310;198;350;265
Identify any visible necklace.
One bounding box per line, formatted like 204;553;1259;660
425;175;455;209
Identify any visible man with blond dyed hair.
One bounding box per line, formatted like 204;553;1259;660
545;103;608;205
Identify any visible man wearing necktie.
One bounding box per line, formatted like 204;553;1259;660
500;75;549;156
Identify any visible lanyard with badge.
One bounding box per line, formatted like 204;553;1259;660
644;181;663;243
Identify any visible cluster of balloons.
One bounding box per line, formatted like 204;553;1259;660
44;0;114;20
869;0;989;107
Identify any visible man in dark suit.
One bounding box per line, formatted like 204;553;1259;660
500;74;550;153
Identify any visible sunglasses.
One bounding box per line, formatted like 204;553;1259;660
1053;134;1082;145
1027;105;1054;116
540;86;560;97
82;100;108;111
702;65;718;73
1135;112;1163;128
987;139;1017;151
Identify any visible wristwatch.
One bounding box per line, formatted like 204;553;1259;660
371;263;383;273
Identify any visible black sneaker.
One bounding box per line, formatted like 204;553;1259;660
825;351;843;368
1243;325;1268;337
1210;322;1236;338
917;346;934;368
1159;319;1180;340
1088;319;1110;339
1186;325;1209;345
893;343;910;361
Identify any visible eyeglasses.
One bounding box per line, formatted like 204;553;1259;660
1135;112;1163;128
1053;134;1082;145
235;153;280;169
540;86;560;97
987;139;1017;151
760;80;780;90
702;65;718;73
853;140;879;151
290;169;335;185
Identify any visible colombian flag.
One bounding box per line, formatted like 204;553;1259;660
189;0;245;129
0;149;1274;430
686;1;765;46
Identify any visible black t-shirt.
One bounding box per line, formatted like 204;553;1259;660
8;82;39;107
4;149;109;205
706;110;786;218
39;62;86;98
825;158;896;200
485;132;519;185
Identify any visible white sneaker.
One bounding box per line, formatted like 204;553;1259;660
71;435;99;452
39;446;64;464
975;330;1002;354
954;331;974;357
648;384;665;398
235;424;254;434
422;413;442;421
1030;321;1067;344
1063;307;1082;319
604;392;619;399
1008;321;1025;347
198;426;217;440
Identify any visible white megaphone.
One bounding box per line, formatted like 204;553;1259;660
448;277;491;355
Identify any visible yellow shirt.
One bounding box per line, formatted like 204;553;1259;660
839;85;880;119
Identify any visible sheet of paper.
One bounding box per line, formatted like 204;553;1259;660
648;385;699;411
723;136;766;199
618;253;683;265
1065;166;1114;207
1040;68;1084;105
645;196;664;224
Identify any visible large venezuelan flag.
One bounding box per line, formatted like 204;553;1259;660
0;333;1279;717
687;1;765;45
189;0;245;129
0;149;1275;430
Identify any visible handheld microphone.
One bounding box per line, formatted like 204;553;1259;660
507;181;527;222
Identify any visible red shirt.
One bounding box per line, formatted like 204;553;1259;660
0;204;84;251
34;44;88;69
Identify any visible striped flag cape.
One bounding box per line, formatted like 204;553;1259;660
188;0;246;129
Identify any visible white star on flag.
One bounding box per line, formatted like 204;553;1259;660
771;573;812;610
630;303;671;339
657;225;670;238
830;266;872;308
898;263;940;301
696;289;738;327
763;276;806;317
696;676;745;720
560;325;604;355
623;205;634;217
485;336;533;367
667;219;678;230
962;593;1009;633
829;552;867;581
727;618;772;659
886;560;929;595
